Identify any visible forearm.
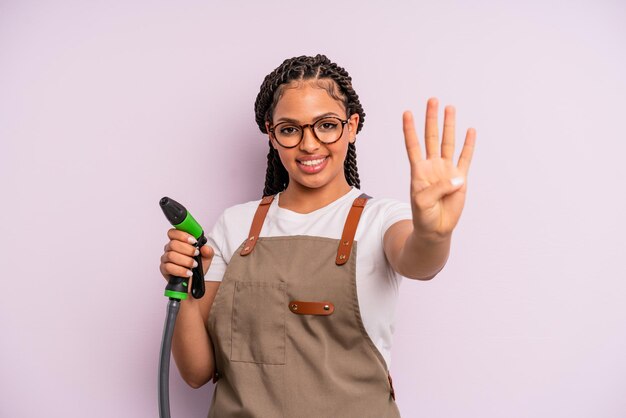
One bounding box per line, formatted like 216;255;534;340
171;299;215;388
396;231;452;280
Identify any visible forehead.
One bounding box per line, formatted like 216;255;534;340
273;81;346;122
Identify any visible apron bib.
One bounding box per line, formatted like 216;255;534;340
207;194;401;418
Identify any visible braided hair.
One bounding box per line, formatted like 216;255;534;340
254;54;366;197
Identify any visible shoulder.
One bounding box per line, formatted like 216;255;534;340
205;196;266;271
350;191;412;248
364;195;410;212
218;196;265;226
209;197;263;244
361;194;412;230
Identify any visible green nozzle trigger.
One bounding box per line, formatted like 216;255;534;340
159;197;206;300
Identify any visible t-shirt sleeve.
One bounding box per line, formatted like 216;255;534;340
204;211;227;282
381;199;412;234
377;199;412;270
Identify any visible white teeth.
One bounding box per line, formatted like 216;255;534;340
300;157;326;166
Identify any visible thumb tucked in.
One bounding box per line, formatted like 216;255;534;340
450;177;465;188
199;245;215;276
200;245;214;261
417;177;465;209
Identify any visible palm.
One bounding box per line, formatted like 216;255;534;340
403;98;476;239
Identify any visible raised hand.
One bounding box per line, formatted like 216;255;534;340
402;98;476;241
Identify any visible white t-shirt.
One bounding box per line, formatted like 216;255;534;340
205;186;412;368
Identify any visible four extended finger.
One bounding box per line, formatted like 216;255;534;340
402;111;423;166
441;105;456;161
457;128;476;175
424;97;440;159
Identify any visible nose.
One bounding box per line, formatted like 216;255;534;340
299;125;320;152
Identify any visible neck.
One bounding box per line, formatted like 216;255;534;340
278;182;352;214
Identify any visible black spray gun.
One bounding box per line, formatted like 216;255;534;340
158;197;207;418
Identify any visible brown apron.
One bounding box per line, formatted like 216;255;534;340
207;193;401;418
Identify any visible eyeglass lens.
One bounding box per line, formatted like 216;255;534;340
273;117;345;147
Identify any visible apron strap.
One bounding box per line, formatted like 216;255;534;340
336;193;372;265
241;192;372;261
240;195;275;256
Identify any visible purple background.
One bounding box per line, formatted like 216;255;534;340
1;1;625;417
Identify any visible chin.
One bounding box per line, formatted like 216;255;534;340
294;175;342;191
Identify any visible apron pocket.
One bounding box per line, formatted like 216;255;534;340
231;281;286;365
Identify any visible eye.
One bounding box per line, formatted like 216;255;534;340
316;119;339;132
278;125;300;136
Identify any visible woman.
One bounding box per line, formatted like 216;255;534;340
159;54;476;417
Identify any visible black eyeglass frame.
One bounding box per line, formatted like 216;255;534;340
268;116;349;149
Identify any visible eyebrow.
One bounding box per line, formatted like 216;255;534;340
274;112;342;124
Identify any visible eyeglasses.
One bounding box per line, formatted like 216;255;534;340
269;116;349;148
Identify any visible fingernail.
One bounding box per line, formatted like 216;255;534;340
186;270;193;277
187;236;197;244
192;260;198;268
194;249;200;256
451;177;464;187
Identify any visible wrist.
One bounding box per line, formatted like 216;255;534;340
397;230;451;280
410;228;452;246
179;295;202;312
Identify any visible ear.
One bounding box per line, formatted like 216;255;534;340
265;122;277;149
347;113;359;143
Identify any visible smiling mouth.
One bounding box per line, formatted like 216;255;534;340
297;157;328;166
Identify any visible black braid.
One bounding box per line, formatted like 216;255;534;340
344;142;360;189
262;144;289;197
254;54;365;196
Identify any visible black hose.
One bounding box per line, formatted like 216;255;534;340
159;299;180;418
